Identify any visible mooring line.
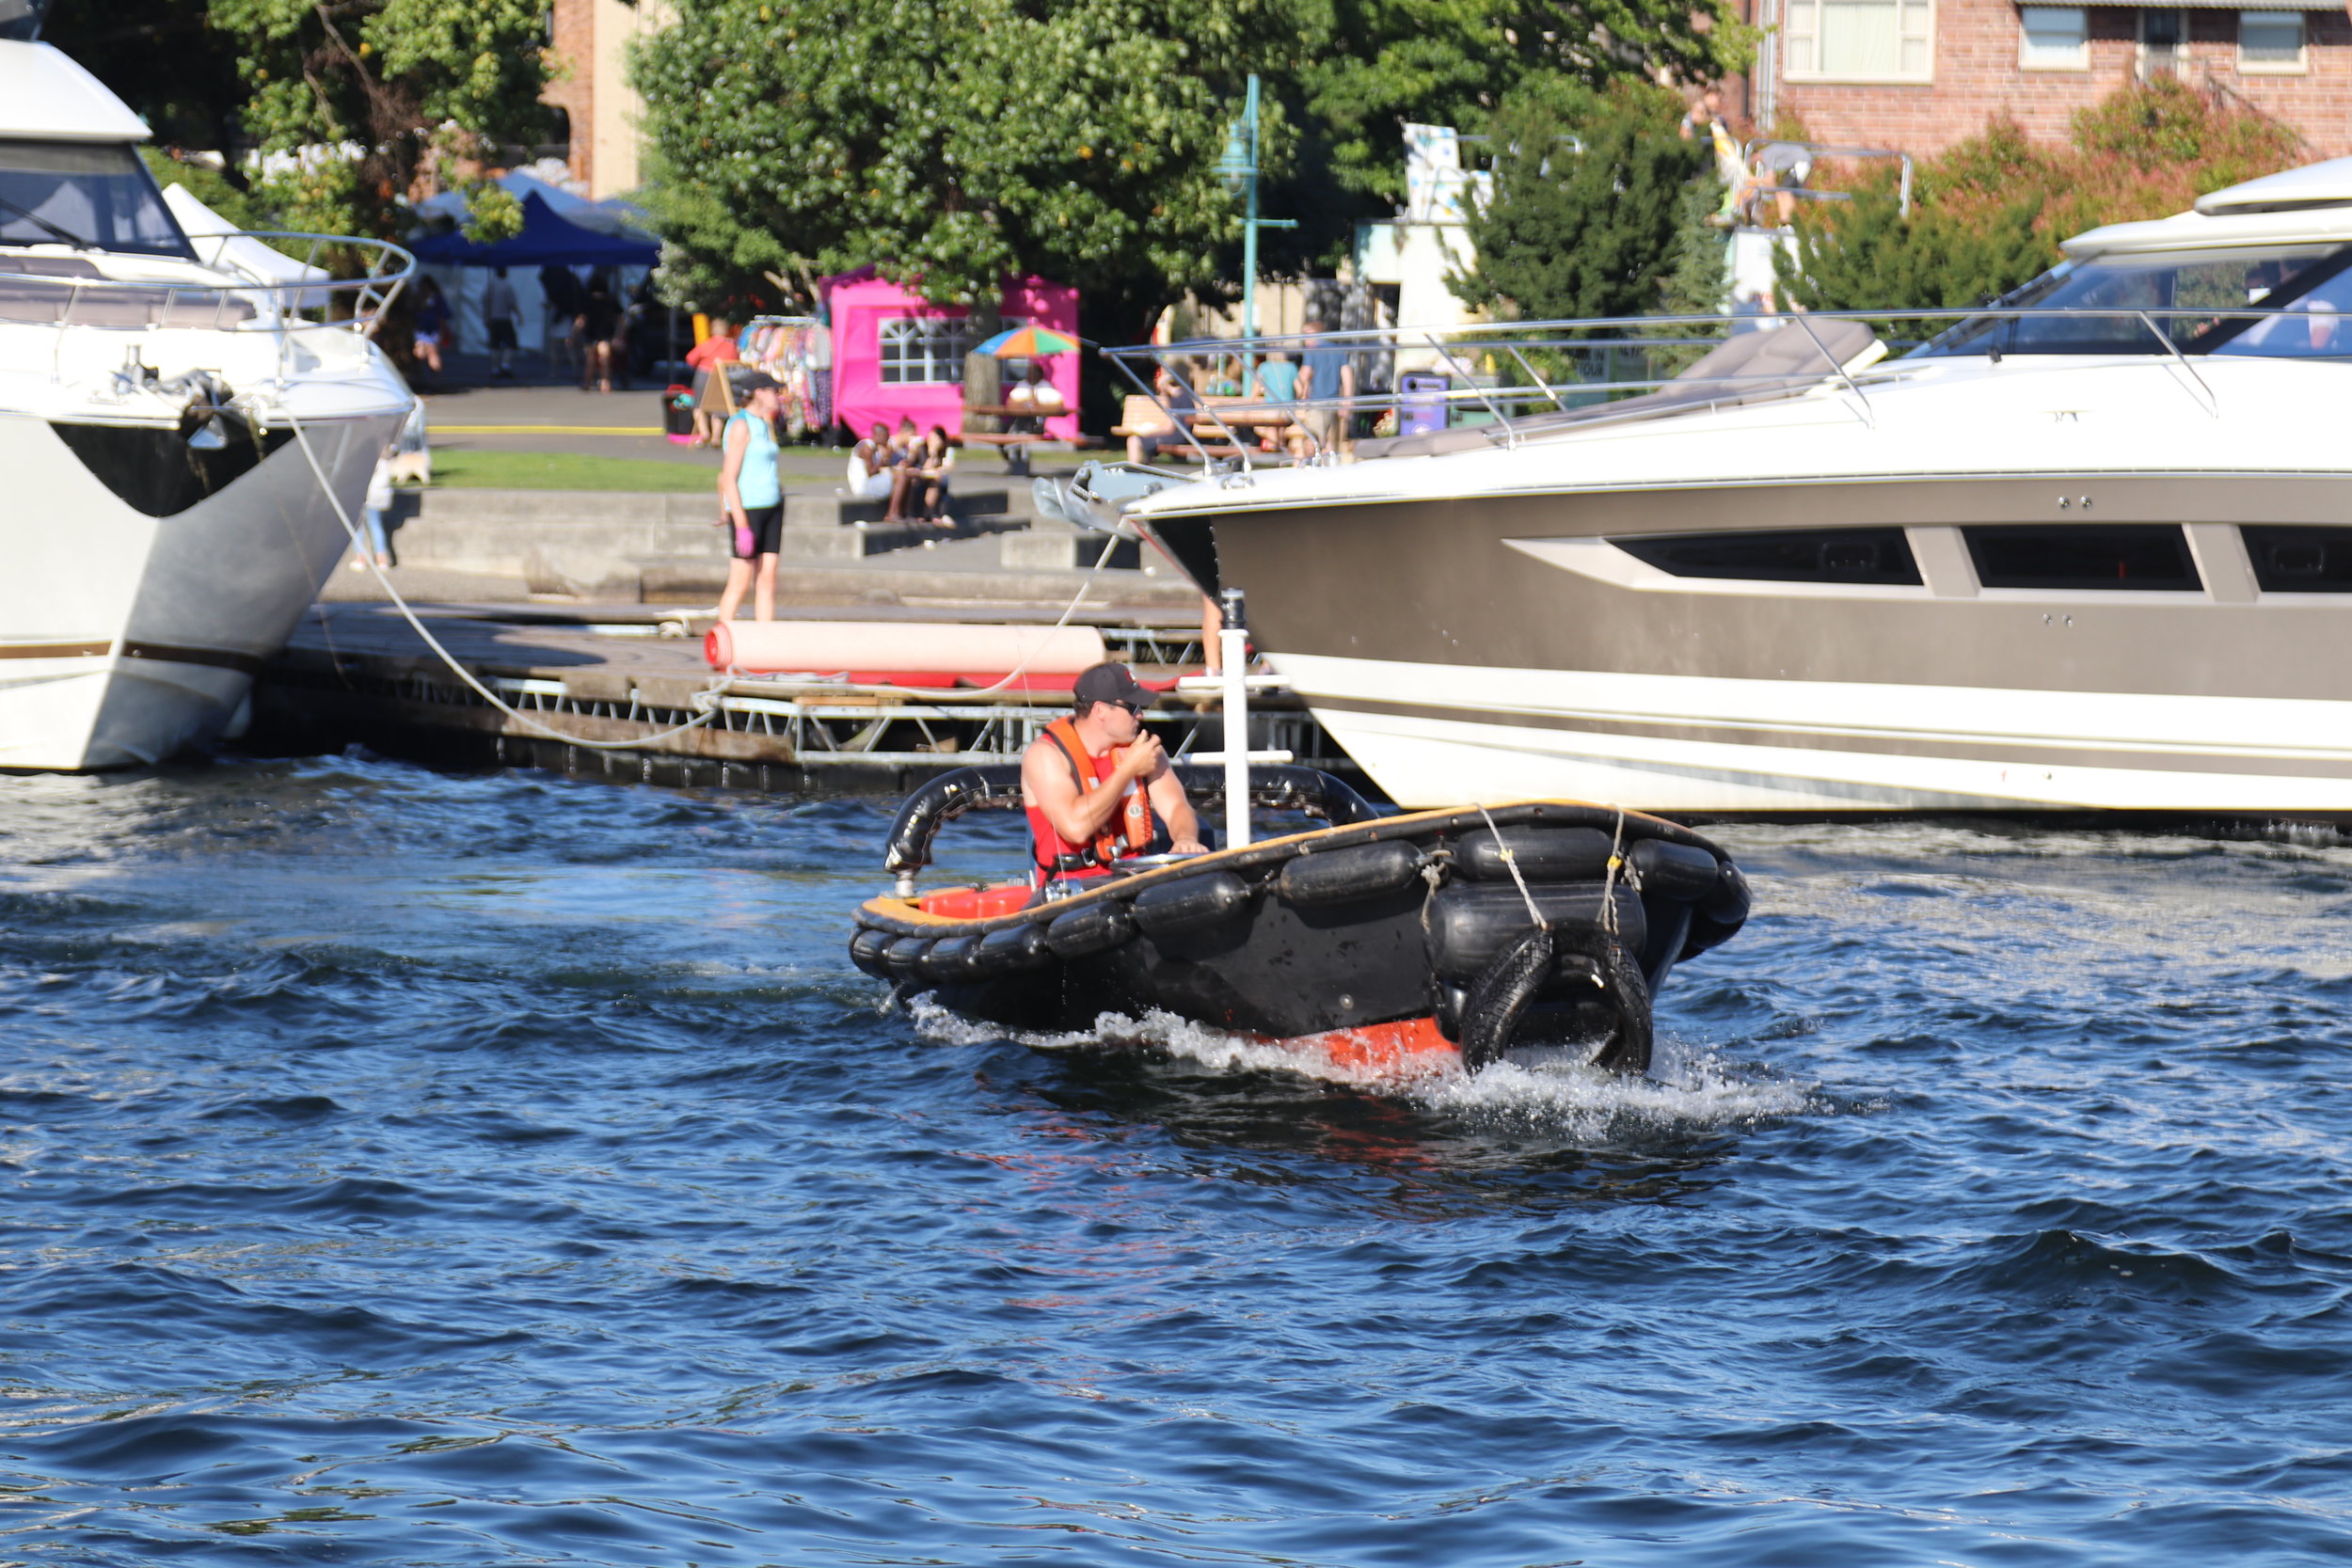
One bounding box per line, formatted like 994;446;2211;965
278;402;733;752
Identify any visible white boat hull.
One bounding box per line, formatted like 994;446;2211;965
0;408;396;770
1280;654;2352;814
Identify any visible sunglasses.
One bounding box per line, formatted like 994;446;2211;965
1098;698;1141;716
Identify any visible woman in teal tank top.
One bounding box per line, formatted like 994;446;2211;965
716;374;787;624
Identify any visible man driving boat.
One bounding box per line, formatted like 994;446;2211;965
1023;663;1207;887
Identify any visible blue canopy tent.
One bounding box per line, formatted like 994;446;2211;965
408;192;659;267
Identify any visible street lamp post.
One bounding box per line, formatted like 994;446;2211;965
1216;74;1295;356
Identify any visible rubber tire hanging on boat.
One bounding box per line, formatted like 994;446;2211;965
1457;927;1653;1076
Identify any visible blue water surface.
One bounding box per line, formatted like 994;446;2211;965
3;754;2349;1565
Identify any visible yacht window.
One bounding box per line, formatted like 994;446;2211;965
1915;242;2352;359
2241;527;2352;592
0;139;191;258
1612;528;1923;585
1963;525;2201;590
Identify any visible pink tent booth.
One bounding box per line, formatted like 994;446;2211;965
819;270;1081;445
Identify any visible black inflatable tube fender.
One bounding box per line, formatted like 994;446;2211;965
882;934;934;979
920;934;984;985
978;922;1055;974
1454;826;1613;883
1424;881;1647;982
1045;901;1136;959
1627;837;1721;901
1276;840;1423;907
1131;871;1252;937
849;927;896;978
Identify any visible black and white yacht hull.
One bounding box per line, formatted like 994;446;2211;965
0;405;396;770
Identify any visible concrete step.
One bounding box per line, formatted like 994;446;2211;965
779;516;1028;561
784;487;1030;529
1002;531;1140;572
385;487;718;577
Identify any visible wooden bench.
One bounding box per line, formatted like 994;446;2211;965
950;429;1057;477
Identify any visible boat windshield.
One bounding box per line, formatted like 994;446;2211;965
1912;241;2352;360
0;138;192;259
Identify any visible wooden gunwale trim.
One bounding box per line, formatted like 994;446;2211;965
853;798;1712;939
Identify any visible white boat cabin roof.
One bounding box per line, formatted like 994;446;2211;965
0;40;150;143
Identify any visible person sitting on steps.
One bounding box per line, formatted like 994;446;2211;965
1022;663;1206;889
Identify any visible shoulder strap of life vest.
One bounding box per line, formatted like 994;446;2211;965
1041;717;1154;865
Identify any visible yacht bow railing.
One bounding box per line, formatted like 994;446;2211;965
1100;306;2344;476
0;230;414;337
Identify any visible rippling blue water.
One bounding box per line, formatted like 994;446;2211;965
5;754;2350;1565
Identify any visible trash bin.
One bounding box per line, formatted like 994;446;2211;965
661;384;695;443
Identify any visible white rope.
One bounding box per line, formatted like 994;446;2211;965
1599;804;1628;939
278;401;732;751
1474;802;1548;932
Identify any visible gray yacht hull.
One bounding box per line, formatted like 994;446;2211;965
1149;470;2352;814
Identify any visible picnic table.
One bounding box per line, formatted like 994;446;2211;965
957;401;1072;475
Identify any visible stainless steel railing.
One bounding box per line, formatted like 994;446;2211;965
1;230;414;336
1100;306;2348;475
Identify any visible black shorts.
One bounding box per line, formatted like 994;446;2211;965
734;503;783;560
487;320;517;350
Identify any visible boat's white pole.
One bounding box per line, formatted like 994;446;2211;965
1219;588;1251;848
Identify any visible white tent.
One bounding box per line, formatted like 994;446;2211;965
163;182;332;309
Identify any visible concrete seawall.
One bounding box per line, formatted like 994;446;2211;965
373;485;1180;606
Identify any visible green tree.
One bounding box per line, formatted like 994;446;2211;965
1294;0;1752;214
630;1;1756;309
59;0;555;241
629;0;1296;311
1452;83;1709;323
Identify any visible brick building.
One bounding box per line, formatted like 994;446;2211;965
543;0;671;199
1751;0;2352;157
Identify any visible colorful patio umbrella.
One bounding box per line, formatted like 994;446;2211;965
975;325;1082;357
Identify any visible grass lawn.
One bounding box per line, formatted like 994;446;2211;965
430;448;716;493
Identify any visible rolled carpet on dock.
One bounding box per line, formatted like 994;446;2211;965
705;620;1107;679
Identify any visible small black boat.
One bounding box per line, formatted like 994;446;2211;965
851;766;1751;1076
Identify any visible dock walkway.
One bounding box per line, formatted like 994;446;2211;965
253;602;1347;793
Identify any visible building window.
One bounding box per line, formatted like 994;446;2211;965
1786;0;1935;81
878;318;977;385
2240;9;2308;71
2019;6;2090;68
2139;8;2185;79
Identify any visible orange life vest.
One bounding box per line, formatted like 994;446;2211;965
1027;717;1155;881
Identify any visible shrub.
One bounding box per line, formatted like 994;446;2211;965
1779;82;2309;312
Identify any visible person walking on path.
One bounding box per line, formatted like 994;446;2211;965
714;372;787;625
410;277;449;389
482;266;521;381
539;264;582;382
580;273;621;392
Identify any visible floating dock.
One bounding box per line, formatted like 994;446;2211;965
250;602;1357;793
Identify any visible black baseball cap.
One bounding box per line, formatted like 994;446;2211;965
1073;662;1148;711
736;371;782;393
